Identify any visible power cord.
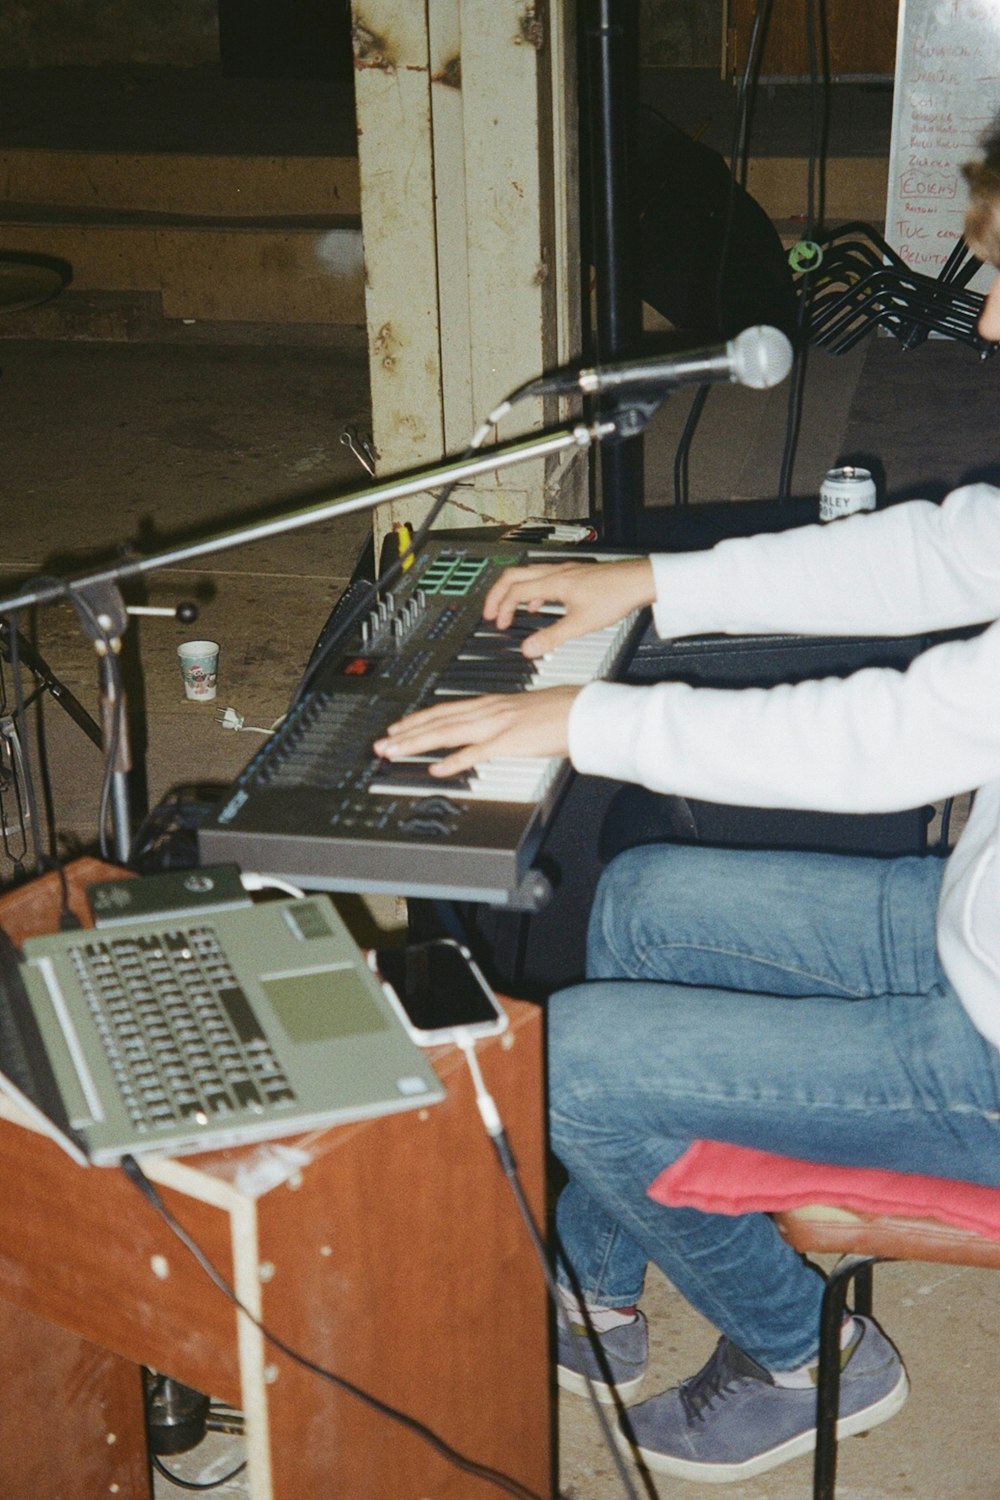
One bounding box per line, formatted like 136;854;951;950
96;648;123;862
238;871;306;900
287;435;487;710
0;710;30;877
120;1155;548;1500
217;707;284;736
151;1449;247;1493
286;370;600;712
1;612;81;927
777;0;828;501
3;610;44;877
122;1030;647;1500
454;1036;643;1500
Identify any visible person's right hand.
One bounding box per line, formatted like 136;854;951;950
482;557;656;658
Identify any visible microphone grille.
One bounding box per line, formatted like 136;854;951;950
731;325;794;389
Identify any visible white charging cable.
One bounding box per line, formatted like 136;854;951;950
239;871;306;900
455;1032;505;1142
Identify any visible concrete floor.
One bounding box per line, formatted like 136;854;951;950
0;326;376;892
1;321;999;1497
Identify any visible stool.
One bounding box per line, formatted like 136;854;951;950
649;1142;1000;1500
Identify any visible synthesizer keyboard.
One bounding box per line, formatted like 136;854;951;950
199;539;644;906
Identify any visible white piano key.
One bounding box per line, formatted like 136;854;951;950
369;755;559;804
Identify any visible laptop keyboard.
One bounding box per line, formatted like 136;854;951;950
68;926;297;1133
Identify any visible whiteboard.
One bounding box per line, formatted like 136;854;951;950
886;0;1000;294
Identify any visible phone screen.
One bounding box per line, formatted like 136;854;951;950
374;941;502;1033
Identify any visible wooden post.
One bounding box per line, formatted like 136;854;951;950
351;0;586;556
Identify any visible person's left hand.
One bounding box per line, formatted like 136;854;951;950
373;685;581;778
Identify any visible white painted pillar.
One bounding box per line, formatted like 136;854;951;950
351;1;585;555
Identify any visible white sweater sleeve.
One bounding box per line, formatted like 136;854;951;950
649;484;1000;640
568;483;1000;813
569;621;1000;813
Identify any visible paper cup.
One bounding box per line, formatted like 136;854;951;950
177;640;219;701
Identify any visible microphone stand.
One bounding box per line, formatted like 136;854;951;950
0;420;613;864
0;423;611;620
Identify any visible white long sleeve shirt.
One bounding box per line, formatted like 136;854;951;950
567;483;1000;1051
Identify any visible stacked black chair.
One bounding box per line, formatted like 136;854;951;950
801;221;994;357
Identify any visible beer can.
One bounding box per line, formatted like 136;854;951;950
819;466;877;522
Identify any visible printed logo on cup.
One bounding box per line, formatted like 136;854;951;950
177;640;219;701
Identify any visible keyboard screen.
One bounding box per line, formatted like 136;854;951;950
69;926;297;1134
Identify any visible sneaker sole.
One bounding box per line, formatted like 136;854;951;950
557;1364;645;1405
616;1367;909;1483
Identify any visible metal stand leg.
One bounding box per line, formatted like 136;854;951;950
96;646;133;865
0;620;102;748
813;1254;880;1500
582;0;644;546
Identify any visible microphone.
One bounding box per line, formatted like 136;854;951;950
533;325;793;398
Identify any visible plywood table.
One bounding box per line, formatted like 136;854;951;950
0;864;552;1499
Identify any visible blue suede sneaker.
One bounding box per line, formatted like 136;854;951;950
557;1311;649;1404
615;1317;908;1482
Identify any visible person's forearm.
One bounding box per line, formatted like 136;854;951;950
650;486;1000;641
569;619;1000;813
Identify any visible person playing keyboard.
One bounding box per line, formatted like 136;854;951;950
373;129;1000;1482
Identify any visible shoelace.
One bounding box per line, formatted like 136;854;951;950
679;1338;770;1424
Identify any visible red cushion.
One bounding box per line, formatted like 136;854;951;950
648;1141;1000;1240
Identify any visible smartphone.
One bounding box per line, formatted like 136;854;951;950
369;939;508;1046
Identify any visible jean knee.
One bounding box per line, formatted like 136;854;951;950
588;843;719;975
547;984;597;1093
589;846;661;951
547;983;620;1138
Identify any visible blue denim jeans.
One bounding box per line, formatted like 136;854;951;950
549;843;1000;1370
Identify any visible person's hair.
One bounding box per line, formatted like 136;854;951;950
962;120;1000;267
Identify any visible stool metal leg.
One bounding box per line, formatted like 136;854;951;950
852;1260;874;1318
813;1254;880;1500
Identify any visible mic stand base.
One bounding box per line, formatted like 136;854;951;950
0;620;102;750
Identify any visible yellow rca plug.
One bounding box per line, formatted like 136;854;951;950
394;520;414;570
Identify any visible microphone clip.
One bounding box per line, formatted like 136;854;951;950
599;390;670;438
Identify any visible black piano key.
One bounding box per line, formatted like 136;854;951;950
436;664;535;690
456;639;530;657
472;621;547;641
368;762;473;792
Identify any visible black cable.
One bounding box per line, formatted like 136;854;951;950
664;0;773;507
777;309;812;502
777;0;828;501
725;0;774;305
151;1452;247;1492
672;383;710;507
0;629;76;922
96;649;123;862
289;377;586;711
0;618;59;876
488;1130;644;1500
288;450;477;710
454;1040;643;1500
120;1155;547;1500
5;611;45;876
1;582;83;924
0;671;30;878
0;756;29;875
55;578;124;865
